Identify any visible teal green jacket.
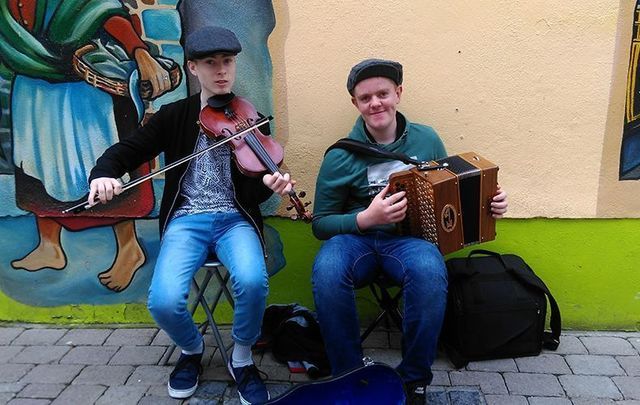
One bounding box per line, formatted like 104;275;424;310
312;113;447;240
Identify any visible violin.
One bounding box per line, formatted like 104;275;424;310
199;95;312;222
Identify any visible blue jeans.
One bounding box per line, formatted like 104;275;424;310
147;212;268;351
312;232;447;384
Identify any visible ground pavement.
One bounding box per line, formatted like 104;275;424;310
0;325;638;404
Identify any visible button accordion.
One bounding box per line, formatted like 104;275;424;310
388;152;498;255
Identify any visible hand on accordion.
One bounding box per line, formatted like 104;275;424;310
490;184;508;219
356;184;407;231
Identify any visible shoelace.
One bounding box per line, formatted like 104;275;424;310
236;364;269;389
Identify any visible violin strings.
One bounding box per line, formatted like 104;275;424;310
229;113;280;174
229;112;302;204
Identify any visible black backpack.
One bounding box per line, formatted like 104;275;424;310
258;304;331;378
441;250;561;368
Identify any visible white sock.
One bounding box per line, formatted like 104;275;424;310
182;340;203;355
231;343;254;367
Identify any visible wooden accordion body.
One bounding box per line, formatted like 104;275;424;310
388;152;498;255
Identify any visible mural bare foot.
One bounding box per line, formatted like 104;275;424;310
11;217;67;271
98;220;146;292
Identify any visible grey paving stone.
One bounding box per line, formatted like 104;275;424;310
94;386;147;405
565;354;626;376
549;335;588;355
362;348;402;367
431;370;451;386
581;337;637;356
571;399;616;405
448;389;485;405
59;346;118;365
253;365;290;382
613;376;640;400
72;365;135;386
514;353;571;374
528;397;572;404
257;351;279;368
144;384;171;397
149;330;172;346
0;346;24;362
50;384;106;405
57;329;113;346
190;380;228;403
618;355;640;376
361;330;389;349
104;329;157;346
503;372;564;397
9;346;70;365
0;383;26;394
432;356;456;371
559;375;622;399
629;337;640;354
484;394;528;405
7;399;51;405
20;365;83;384
126;366;172;386
467;358;518;372
200;364;233;382
12;330;66;346
425;389;447;405
0;328;24;344
138;395;182;404
108;346;166;366
0;365;34;383
17;384;66;399
449;371;508;394
0;393;16;403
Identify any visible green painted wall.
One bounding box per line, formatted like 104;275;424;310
1;218;638;331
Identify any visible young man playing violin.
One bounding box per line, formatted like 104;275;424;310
88;26;292;403
311;59;508;404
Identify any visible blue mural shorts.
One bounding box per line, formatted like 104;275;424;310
311;232;447;384
147;211;268;351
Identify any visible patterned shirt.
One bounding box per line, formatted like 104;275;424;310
171;131;238;219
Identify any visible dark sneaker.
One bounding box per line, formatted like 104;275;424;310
227;360;270;404
167;351;203;399
405;380;427;405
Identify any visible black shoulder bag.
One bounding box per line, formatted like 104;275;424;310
442;249;561;368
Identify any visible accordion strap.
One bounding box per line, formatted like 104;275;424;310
325;139;426;166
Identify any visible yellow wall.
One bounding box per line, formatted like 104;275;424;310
269;1;638;219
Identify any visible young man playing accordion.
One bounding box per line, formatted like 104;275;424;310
311;58;508;403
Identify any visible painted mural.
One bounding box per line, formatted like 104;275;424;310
0;0;280;306
621;0;640;180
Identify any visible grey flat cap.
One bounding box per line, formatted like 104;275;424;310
346;58;403;95
185;26;242;60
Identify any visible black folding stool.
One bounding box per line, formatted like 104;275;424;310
160;258;235;365
360;274;404;342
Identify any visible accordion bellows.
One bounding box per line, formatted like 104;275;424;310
388;152;498;255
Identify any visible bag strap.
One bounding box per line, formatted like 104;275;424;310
467;249;562;350
325;138;437;168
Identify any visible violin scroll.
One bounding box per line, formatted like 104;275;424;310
285;190;313;222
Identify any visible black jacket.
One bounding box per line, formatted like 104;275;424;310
89;93;273;244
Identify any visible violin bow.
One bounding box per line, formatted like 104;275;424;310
62;116;273;214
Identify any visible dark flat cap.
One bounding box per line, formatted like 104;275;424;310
185;26;242;60
347;58;403;95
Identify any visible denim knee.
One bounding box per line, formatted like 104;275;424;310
231;270;268;304
147;290;188;325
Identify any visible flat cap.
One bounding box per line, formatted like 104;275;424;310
346;58;403;95
185;26;242;60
